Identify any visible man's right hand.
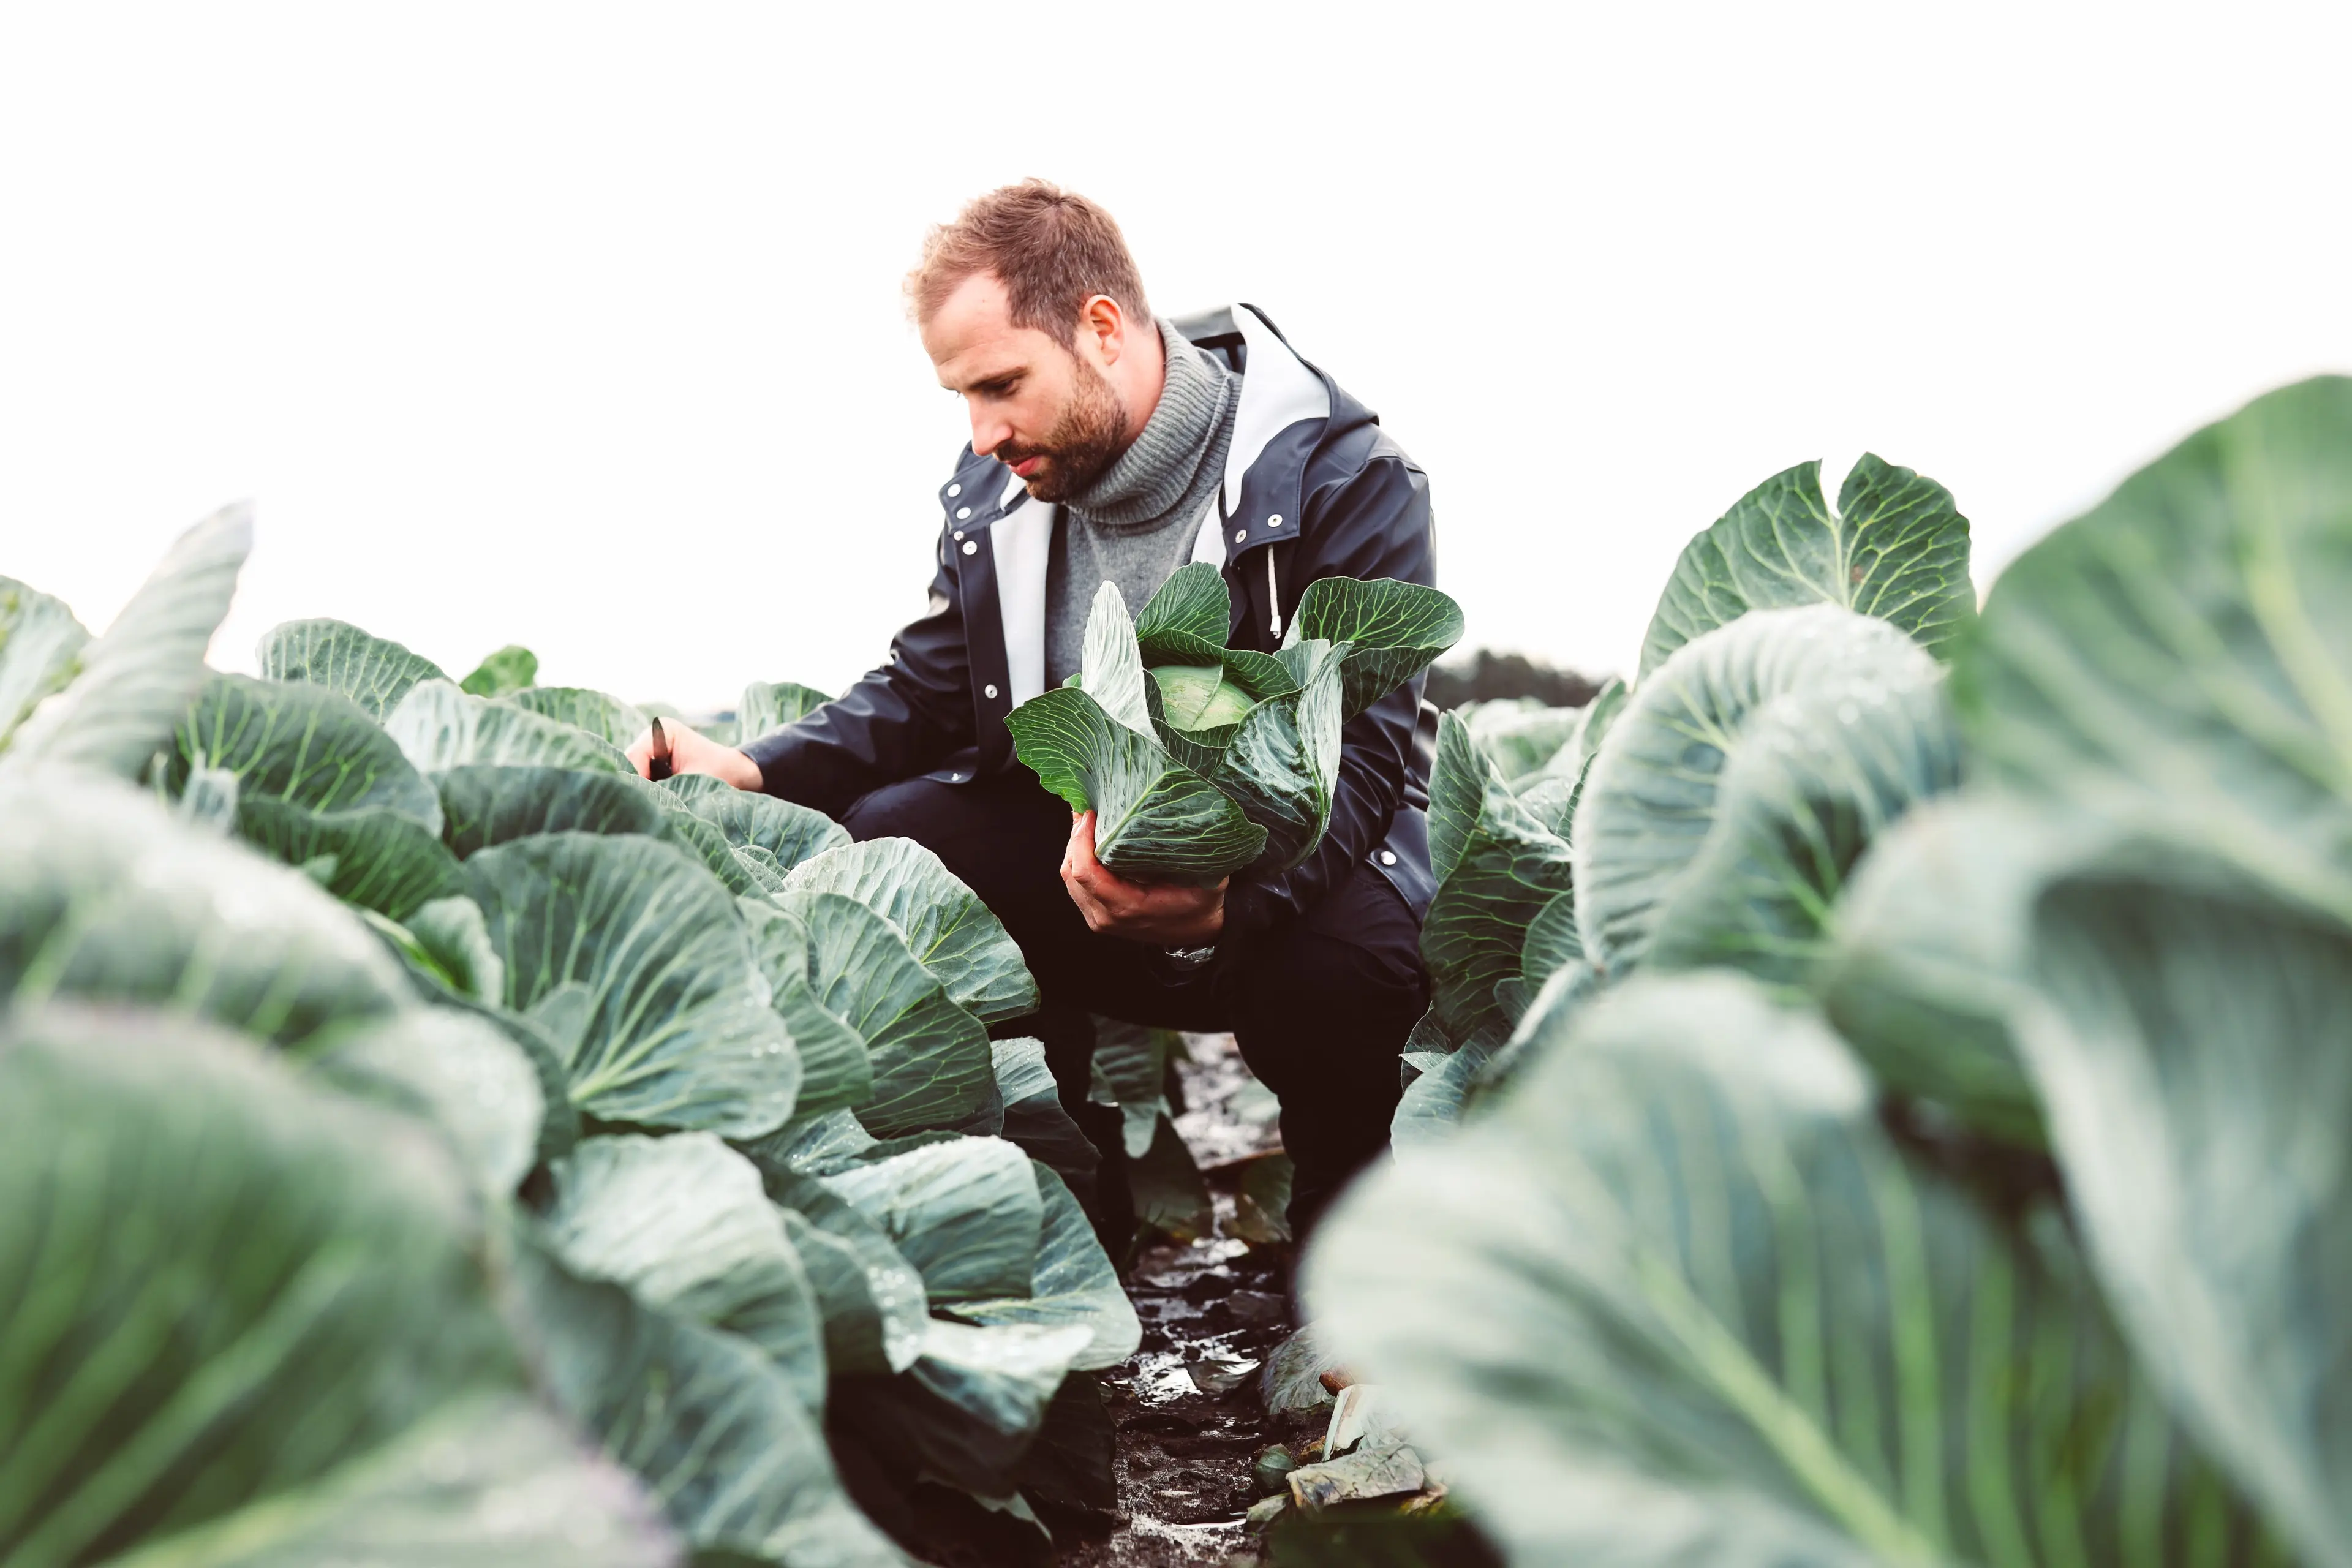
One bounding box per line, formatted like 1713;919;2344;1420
625;720;764;791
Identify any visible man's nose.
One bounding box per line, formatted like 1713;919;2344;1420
969;404;1011;458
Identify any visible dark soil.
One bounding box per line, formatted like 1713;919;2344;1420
1052;1034;1310;1567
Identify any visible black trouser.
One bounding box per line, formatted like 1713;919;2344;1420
839;770;1428;1248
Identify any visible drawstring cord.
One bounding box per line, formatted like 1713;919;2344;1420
1266;546;1283;641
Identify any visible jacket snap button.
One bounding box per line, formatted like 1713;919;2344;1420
1234;528;1247;543
952;530;964;541
948;483;962;497
983;683;999;699
1267;514;1283;528
960;540;978;556
1379;850;1398;865
956;507;972;521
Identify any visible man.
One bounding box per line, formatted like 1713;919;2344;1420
635;180;1437;1248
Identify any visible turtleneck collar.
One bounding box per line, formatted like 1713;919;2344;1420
1064;318;1238;535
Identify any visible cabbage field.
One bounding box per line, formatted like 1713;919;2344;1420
4;374;2350;1568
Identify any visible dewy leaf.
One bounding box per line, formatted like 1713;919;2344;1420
816;1135;1044;1303
835;1317;1094;1501
1640;454;1976;679
0;575;89;746
1078;580;1155;737
1956;375;2352;930
505;686;650;748
1006;685;1266;885
463;831;800;1137
1576;605;1955;981
943;1163;1142;1370
257;617;450;722
0;1006;669;1567
796;889;995;1137
737;679;831;741
1308;972;2272;1568
386;679;635;777
738;899;874;1120
5;502;250;777
753;1167;930;1376
435;764;669;858
659;771;849;875
1814;793;2100;1150
785;836;1039;1025
1286;576;1464;722
1419;712;1574;1050
0;772;410;1047
173;674;445;826
514;1246;902;1567
993;1037;1098;1198
458;643;538;697
314;1005;546;1196
2016;859;2352;1568
543;1133;827;1414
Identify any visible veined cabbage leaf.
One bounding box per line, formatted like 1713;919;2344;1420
258;616;449;720
0;575;88;746
1955;374;2352;930
543;1133;827;1414
1640;453;1975;679
462;831;801;1137
1311;973;2274;1566
2018;856;2352;1568
1574;604;1959;981
0;1006;674;1567
2;503;249;778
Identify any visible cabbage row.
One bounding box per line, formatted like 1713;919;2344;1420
0;534;1141;1564
1308;382;2352;1564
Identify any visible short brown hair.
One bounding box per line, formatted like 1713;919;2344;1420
908;179;1152;341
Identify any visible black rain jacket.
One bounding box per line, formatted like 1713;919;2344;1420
743;304;1442;947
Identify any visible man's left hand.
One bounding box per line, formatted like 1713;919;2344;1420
1061;811;1226;946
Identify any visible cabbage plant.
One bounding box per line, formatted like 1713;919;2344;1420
0;516;1141;1565
1006;563;1462;883
1312;388;2352;1566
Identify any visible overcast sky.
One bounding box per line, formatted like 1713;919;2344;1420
4;2;2348;707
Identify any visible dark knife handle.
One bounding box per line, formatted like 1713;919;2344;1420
647;716;674;782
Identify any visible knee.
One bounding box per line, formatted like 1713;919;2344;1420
1230;930;1427;1082
839;777;956;846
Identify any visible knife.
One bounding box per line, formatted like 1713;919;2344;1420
647;716;674;781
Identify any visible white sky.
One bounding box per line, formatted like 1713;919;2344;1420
4;2;2348;708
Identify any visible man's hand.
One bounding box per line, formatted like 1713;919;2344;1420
624;720;764;791
1061;811;1226;946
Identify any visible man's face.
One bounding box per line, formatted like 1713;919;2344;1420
923;271;1128;502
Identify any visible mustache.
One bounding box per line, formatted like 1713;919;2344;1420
994;441;1051;467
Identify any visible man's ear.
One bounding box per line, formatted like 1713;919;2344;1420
1075;293;1125;368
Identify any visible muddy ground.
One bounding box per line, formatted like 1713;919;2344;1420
1057;1033;1308;1567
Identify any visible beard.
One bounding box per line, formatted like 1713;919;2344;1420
997;352;1129;503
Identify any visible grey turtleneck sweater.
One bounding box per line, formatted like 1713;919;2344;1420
1043;319;1240;687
